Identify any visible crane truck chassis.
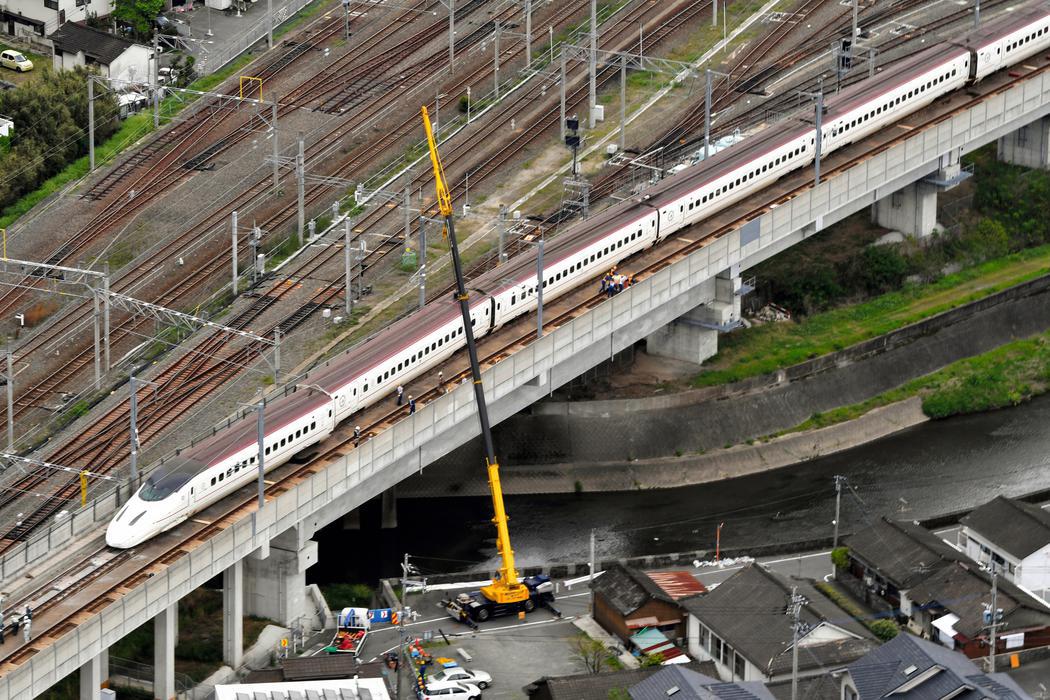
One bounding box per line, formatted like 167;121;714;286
443;575;560;626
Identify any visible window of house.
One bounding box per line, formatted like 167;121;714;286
734;652;746;679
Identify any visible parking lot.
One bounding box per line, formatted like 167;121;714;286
304;579;594;698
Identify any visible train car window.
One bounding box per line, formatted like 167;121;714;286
219;473;224;482
311;421;316;430
211;477;216;486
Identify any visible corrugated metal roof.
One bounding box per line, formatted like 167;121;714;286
647;571;707;600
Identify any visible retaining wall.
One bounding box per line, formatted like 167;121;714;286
400;273;1050;496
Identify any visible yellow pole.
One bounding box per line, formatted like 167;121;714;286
80;470;89;506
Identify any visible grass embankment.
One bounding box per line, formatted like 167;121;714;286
693;245;1050;387
782;330;1050;434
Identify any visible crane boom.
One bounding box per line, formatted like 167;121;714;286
421;107;527;604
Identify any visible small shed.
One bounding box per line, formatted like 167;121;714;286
48;23;152;84
590;563;706;644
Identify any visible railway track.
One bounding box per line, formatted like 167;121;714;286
0;0;693;548
1;51;1040;677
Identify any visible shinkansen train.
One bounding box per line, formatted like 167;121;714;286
106;6;1050;548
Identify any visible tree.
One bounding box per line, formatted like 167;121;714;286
0;67;117;209
570;634;612;674
869;618;899;641
831;546;850;571
113;0;165;39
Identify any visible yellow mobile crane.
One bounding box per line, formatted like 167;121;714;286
421;107;556;623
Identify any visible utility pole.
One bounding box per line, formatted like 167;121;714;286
524;0;532;65
397;552;410;700
418;216;427;310
4;352;12;452
494;19;501;99
129;375;141;486
588;528;596;589
987;564;1000;672
619;53;627;154
712;0;717;26
270;101;279;197
704;70;712;160
88;78;95;172
851;0;858;46
589;0;597;128
342;0;350;40
832;475;845;578
814;89;823;186
152;33;160;129
254;401;266;508
404;185;412;253
296;132;305;247
535;238;544;338
273;327;281;385
790;587;802;700
559;52;567;142
448;0;455;71
231;210;239;296
974;0;980;29
267;0;273;48
344;220;352;315
497;204;507;265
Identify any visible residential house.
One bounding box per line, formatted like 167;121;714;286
591;563;706;645
841;516;970;615
960;496;1050;600
839;632;1033;699
522;661;717;700
904;559;1050;659
49;22;151;83
628;665;776;699
681;564;876;683
1;0;111;39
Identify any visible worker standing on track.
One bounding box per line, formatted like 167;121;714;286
396;385;405;406
20;613;30;643
353;426;361;446
408;395;416;414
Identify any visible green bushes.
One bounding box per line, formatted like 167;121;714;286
0;67;117;212
321;582;374;609
831;546;850;571
814;581;900;641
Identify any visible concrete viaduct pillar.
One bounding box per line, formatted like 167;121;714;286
873;181;938;238
997;115;1050;169
645;268;743;365
78;648;108;700
381;487;397;529
245;527;317;626
154;603;177;700
223;560;244;670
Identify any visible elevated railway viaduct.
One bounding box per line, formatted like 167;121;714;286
2;39;1050;700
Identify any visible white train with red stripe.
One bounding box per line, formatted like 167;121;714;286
107;6;1050;548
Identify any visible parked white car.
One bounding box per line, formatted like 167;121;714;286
418;680;481;699
429;667;491;689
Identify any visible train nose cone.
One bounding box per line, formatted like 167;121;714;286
105;515;139;549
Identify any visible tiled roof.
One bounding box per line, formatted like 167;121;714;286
767;674;841;700
960;496;1050;560
591;563;695;616
680;564;874;676
845;633;1028;699
523;661;718;700
628;666;777;700
843;517;969;589
906;560;1050;638
48;22;139;65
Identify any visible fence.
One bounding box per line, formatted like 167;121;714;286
197;0;316;75
109;655;197;699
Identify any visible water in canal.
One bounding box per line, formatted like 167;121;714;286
312;394;1050;583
